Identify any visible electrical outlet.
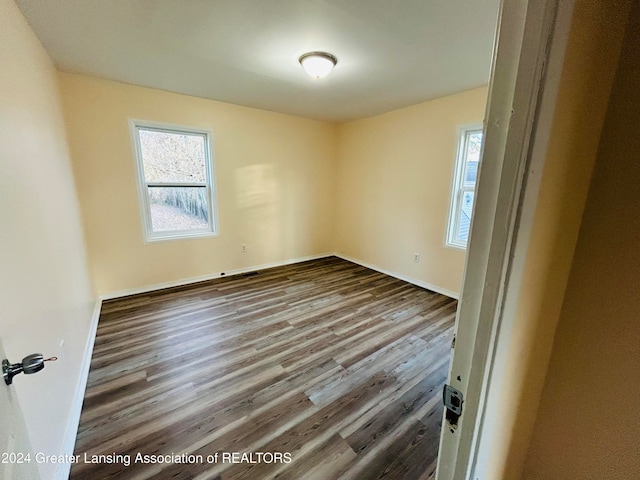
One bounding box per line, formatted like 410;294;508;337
413;253;420;263
241;244;247;253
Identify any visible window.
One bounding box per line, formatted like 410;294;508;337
446;125;483;249
130;120;217;242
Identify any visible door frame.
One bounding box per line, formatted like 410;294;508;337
436;0;574;478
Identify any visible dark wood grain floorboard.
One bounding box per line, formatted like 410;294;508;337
71;256;455;480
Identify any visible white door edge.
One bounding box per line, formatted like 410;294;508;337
0;337;40;480
435;0;575;478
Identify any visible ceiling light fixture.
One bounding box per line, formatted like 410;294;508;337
299;51;337;79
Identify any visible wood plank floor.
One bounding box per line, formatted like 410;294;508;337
71;257;456;480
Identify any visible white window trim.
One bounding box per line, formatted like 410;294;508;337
446;123;484;250
129;119;219;243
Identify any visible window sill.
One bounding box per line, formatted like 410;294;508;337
445;242;468;251
144;230;218;244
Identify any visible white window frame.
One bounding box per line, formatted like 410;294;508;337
129;119;218;243
446;124;484;249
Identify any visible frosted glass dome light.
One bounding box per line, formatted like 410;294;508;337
299;52;337;79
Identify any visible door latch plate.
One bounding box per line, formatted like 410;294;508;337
443;384;464;415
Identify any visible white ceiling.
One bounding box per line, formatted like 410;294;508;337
15;0;499;122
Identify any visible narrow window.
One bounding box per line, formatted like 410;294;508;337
130;120;217;242
446;125;483;249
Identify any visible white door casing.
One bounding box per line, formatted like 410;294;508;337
436;0;574;478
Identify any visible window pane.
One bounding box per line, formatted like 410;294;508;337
464;160;479;185
148;186;209;232
138;129;206;183
467;132;483;161
456;190;475;243
463;131;483;186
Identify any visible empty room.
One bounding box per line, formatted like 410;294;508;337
3;1;640;480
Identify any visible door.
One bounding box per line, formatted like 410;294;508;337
0;337;39;480
436;0;572;478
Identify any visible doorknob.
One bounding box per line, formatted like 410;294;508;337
2;354;57;385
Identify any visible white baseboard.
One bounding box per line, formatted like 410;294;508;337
56;298;102;480
335;253;459;299
99;252;335;301
100;251;459;302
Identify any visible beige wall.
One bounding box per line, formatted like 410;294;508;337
476;0;632;478
334;87;488;296
59;73;338;295
61;73;485;298
523;3;640;477
0;1;95;478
